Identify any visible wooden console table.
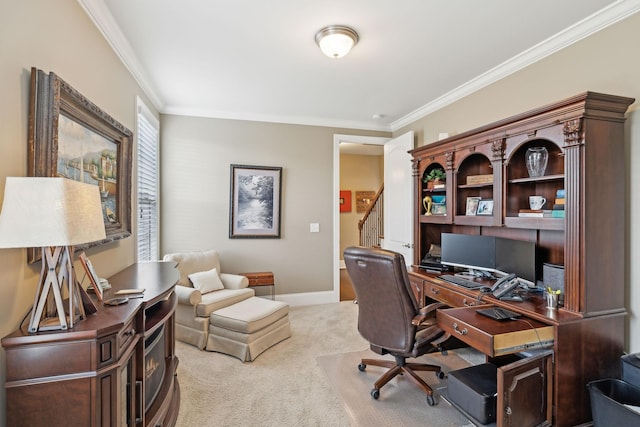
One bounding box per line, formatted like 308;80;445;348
2;262;180;427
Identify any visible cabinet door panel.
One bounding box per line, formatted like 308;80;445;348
497;351;553;427
7;377;91;426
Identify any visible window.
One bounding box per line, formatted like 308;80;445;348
136;98;159;261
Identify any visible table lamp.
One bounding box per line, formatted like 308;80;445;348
0;177;106;333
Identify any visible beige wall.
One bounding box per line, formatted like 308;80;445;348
339;154;383;257
0;1;159;422
159;115;386;296
395;12;640;353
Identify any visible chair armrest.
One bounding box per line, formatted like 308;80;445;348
174;284;202;305
412;302;446;326
220;273;249;289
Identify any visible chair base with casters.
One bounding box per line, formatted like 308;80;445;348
356;307;451;406
358;354;445;406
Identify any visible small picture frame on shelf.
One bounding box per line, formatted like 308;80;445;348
465;197;481;216
431;203;446;215
477;200;494;216
79;251;103;301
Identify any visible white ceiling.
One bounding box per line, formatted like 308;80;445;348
80;0;639;132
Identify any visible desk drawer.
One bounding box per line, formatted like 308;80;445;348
117;318;137;355
437;306;554;357
424;282;480;307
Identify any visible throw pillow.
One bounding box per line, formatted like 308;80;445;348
188;268;224;294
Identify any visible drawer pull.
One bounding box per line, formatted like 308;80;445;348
124;329;136;337
462;298;475;307
452;322;468;336
430;287;440;295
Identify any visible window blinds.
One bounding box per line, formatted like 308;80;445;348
136;99;159;261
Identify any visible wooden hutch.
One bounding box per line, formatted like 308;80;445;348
408;92;634;426
2;262;180;426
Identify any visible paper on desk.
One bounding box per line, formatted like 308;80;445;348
624;404;640;415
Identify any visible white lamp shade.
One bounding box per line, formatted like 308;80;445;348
0;177;106;248
315;26;359;59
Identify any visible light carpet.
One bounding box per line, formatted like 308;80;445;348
175;301;480;426
317;349;476;427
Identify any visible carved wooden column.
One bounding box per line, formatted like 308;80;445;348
562;118;583;313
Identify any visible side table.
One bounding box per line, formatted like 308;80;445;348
239;271;275;300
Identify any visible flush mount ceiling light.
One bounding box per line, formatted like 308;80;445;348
315;25;359;59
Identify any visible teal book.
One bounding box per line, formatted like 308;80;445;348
551;210;565;218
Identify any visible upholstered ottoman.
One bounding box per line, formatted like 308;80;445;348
206;297;291;361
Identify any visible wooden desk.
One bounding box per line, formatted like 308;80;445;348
409;267;625;427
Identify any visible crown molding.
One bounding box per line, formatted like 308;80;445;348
79;0;639;132
390;0;640;132
77;0;164;111
162;105;392;132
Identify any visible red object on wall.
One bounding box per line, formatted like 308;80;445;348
340;190;352;212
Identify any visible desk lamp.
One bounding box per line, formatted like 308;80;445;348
0;177;106;333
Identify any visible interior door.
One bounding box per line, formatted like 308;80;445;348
383;131;414;265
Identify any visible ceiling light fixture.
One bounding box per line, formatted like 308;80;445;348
315;25;359;59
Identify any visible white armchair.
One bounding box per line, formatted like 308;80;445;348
163;249;254;349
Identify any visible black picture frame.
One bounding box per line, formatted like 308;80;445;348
229;164;282;238
477;200;494;216
27;68;133;263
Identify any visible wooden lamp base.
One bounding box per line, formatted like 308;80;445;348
28;246;86;333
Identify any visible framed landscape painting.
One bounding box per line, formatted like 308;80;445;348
229;164;282;238
27;68;133;262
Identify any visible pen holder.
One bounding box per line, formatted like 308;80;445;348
545;290;559;309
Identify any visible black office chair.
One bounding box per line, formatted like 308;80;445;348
344;246;450;406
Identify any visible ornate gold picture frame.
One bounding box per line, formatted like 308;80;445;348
28;68;133;262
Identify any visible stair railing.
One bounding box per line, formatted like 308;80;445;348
358;184;383;248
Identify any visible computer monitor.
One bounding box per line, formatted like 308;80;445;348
440;233;536;285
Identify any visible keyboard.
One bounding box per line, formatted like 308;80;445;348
438;274;486;290
476;307;522;321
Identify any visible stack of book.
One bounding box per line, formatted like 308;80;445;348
552;189;565;218
518;209;553;218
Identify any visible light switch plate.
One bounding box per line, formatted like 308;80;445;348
310;223;320;233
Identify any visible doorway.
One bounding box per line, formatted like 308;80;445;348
333;134;389;301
